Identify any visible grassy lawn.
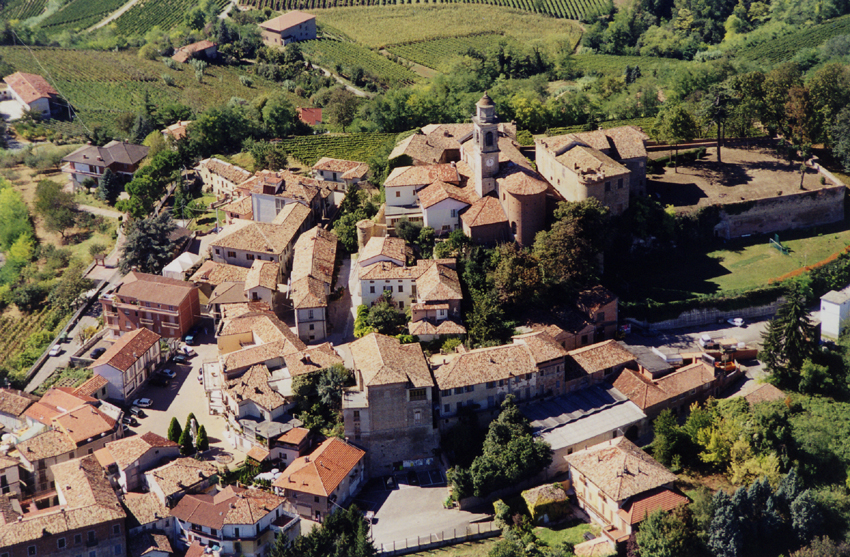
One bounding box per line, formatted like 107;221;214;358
75;191;117;211
534;521;600;548
65;218;119;264
188;194;225;233
407;537;501;557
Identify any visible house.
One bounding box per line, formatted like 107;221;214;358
311;157;369;191
0;388;37;432
0;455;22;498
215;310;306;377
221;195;253;223
195;158;253;200
74;374;112;401
162;120;192;142
289;227;337;342
576;286;619;342
521;384;647;477
536;126;649;216
90;327;163;402
129;531;173;557
358;257;460;312
358;236;408;268
259;10;317;46
820;285;850;339
297;107;322;127
383;163;461;231
272;437;365;522
171;485;298;557
565;340;637;393
100;272;201;339
207;260;279;322
0;455;128;557
432;332;567;425
189;260;249;300
23;387;99;427
143;458;218;507
162;252;202;281
95;432;179;493
122;492;173;535
171;40;218;63
743;383;786;405
611;356;741;419
2;71;58;118
566;437;688;547
418;180;474;236
389;122;517;167
239;170;326;223
460;195;509;244
62;140;149;188
210;203;312;272
342;333;438;474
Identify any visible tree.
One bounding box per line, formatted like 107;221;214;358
172;182;189;221
34;180;77;241
491;243;542;307
708;490;742;557
806;63;850;145
651;103;698;172
325;88;359;132
178;427;194;456
785;86;818;147
98;168;121;204
196;424;209;452
700;84;737;163
0;184;35;253
832;107;850;173
261;95;298;138
651;409;685;468
124;175;160;218
271;504;376;557
249;140;288;171
792;537;850;557
119;213;177;274
365;295;406;335
635;508;693;557
167;417;182;443
48;259;93;308
792;490;824;544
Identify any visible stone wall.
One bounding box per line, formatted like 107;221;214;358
714;185;845;239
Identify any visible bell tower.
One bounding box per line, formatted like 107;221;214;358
472;92;500;197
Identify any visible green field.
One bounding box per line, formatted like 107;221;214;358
276;132;397;166
387;33;520;71
571;53;689;77
408;538;500;557
112;0;229;35
300;39;419;87
0;46;300;132
547;116;657;136
0;0;47;20
534;522;600;547
313;5;583;48
736;14;850;64
39;0;127;31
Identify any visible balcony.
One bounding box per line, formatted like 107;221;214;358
140;318;154;326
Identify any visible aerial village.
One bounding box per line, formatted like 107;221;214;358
0;6;849;557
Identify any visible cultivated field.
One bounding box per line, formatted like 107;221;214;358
300;39;419;87
570;53;688;76
386;33;521;71
112;0;229;35
39;0;127;32
276;133;397;166
737;14;850;64
0;0;47;19
313;5;583;48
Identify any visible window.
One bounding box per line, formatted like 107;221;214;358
353;410;360;419
113;524;120;535
370;286;375;294
314;496;320;503
309;324;314;330
409;388;426;401
444;404;450;413
454;387;463;395
58;539;67;549
88;531;96;543
485;131;494;147
28;547;36;557
604;181;611;192
114;545;121;556
451;209;457;218
581;335;588;345
617;178;623;189
465;385;474;393
511;221;517;235
596;312;605;323
384;286;393;293
235;528;240;538
414;410;422;424
227;251;236;258
486;381;495;388
75;534;83;545
246;253;255;261
398;285;403;293
214;249;220;255
457;402;464;411
441;389;451;396
399;301;404;309
308;309;314;319
395;190;400;198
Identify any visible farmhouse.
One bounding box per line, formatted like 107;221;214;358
259;10;317;46
172;40;218;63
1;71;58;119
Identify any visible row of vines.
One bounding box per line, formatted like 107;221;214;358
737;14;850;64
386;33;516;70
112;0;228;35
0;0;47;20
300;39;418;87
277;132;396;166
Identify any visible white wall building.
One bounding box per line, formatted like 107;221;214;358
821;286;850;339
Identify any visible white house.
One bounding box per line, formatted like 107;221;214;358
196;158;253;200
312;157;369;191
90;327;163;402
821;286;850;339
2;72;57;118
96;432;179;493
0;455;22;498
0;388;37;432
290;227;337;342
417;180;472;236
358;236;407;268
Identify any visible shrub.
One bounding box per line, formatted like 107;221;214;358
162;74;175;86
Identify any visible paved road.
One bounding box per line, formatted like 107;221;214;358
87;0;139;31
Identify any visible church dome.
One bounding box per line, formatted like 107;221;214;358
476;92;494;107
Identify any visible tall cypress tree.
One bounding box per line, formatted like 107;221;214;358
178;427;194;456
196;424;209;452
167;417;182;443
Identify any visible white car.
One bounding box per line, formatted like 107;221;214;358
181;345;197;357
699;334;718;349
728;318;745;327
132;398;153;408
160;368;176;378
48;345;62;357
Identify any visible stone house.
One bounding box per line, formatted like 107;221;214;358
2;72;58;118
215;311;306;378
0;456;128;557
311;157;369;191
565;340;637;393
222;364;292;452
220;195;253;223
207;260;279;321
239;170;327;223
100;272;200;340
95;432;179;493
0;388;37;432
128;532;173;557
195;158;252;200
358;257;459;312
566;437;688;548
383;163;461;231
272;437;365;522
189;260;249;302
171;40;218;63
122;491;173;536
61;140;149;188
259;10;316;46
343;333;438;474
460;196;510;245
0;455;21;498
358;236;408;269
90;327;163;403
171;485;298;557
143;458;218;507
289;227;337;342
418;180;473;236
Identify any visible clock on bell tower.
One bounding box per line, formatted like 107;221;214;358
472;92;500;197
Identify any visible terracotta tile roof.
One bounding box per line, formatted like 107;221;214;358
209;281;248;306
172;40;216;63
115;271;197;307
247;446;270;462
416;262;462;302
461;196;508;227
278;426;310;445
298;107;322;126
554;144;629;182
221;301;271;319
104;432;177;470
122;492;169;528
618;486;689;525
360;236;407;265
185;541;205;557
0;455;19;471
385;164;461;188
567;437;676;502
350;333;433;387
24;388;96;425
225;364;286;412
290;276;327;309
222;340;286;373
0;388;37;417
62;140;148;167
272;437;364;497
358;258;448;281
285;343;343;377
417;180;473;209
568;340;636;375
171;485;284;529
389;134;442;165
54;454;125;512
498;166;549;196
744;383;786;405
408;319;467;336
611;361;716;412
0;494;20;525
219;312;306;355
239;170;321;206
130;531;173;557
3;72;57;104
555;126;649;161
16;429;76;461
245;260;279;291
512;331;568;364
260;10;315;32
91;327;161;372
211;203;310;254
162;120;192;141
53;404;117;444
190;260;249;286
313;157;366;175
145;458;218;499
577;286;618;314
221;195;254;218
433;343;538;390
74;374;110;397
198;158;252;186
292;227;337;285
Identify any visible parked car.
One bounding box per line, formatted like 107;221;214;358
48;345;62;357
122;424;130;433
172;354;189;364
160;368;176;379
149;376;170;387
132;398;153;408
699;334;718;349
728;317;745;327
184;334;196;346
180;345;197;357
90;347;107;359
197;373;204;383
121;416;138;427
129;406;145;418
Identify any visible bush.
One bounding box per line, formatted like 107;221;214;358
442;337;462;353
162;74;175;86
